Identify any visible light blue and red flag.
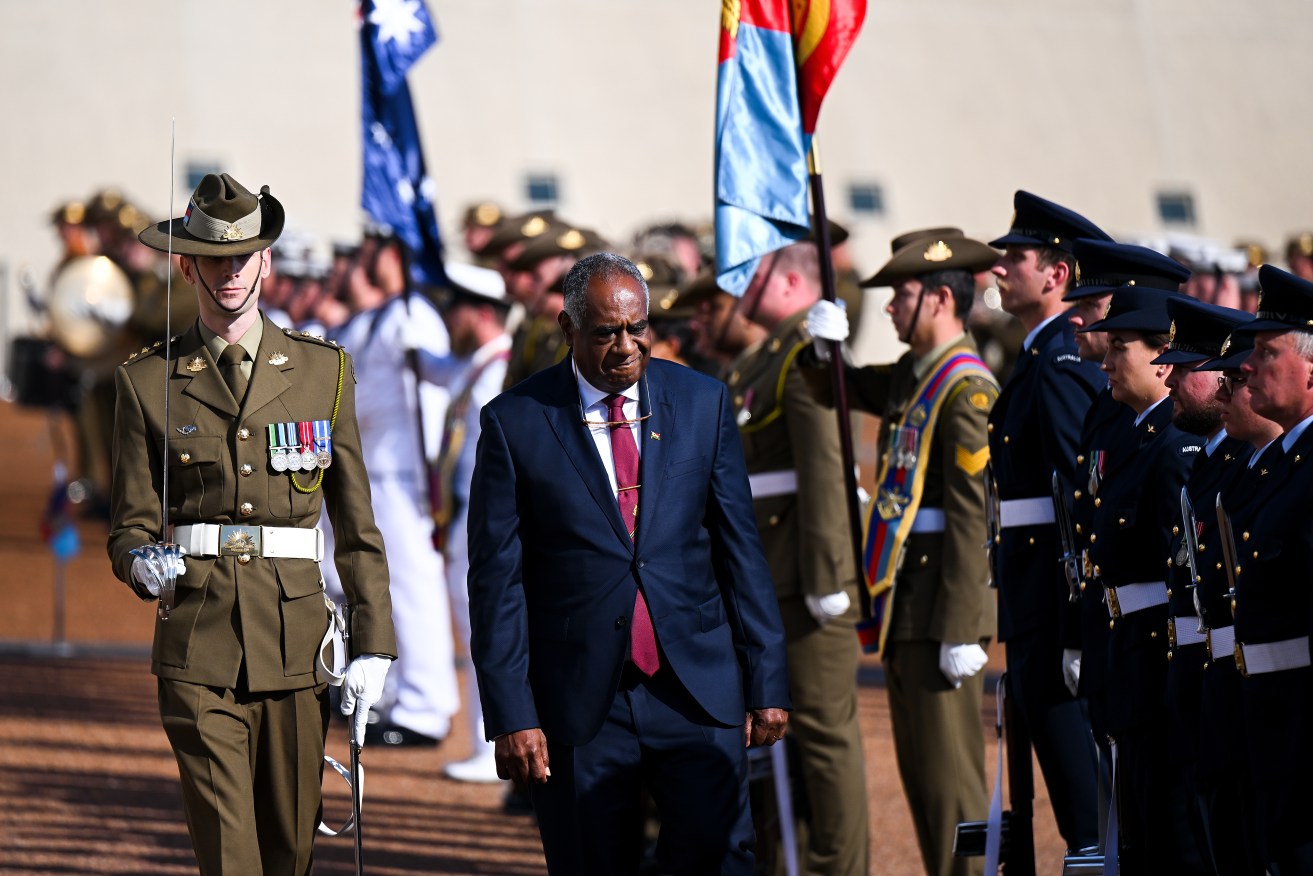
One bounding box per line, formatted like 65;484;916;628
714;0;866;296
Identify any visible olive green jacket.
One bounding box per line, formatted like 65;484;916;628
806;333;997;644
108;313;395;692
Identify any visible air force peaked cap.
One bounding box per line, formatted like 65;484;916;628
1235;265;1313;334
1081;287;1179;334
990;190;1111;255
1067;239;1191;302
1151;296;1250;366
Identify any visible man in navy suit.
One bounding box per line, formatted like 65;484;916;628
468;251;791;875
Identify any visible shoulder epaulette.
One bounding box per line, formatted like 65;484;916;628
121;338;166;366
283;327;341;351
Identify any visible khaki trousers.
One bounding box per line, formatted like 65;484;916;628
885;640;988;876
158;678;329;876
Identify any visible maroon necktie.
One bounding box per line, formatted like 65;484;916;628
606;393;659;675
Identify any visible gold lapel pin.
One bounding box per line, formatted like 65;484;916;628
268;352;288;366
186;356;206;372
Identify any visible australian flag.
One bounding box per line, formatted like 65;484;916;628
360;0;446;286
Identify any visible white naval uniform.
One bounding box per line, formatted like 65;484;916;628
321;292;458;739
414;332;512;760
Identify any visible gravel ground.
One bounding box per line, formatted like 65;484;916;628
0;401;1065;874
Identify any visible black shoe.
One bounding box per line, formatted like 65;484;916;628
364;722;442;748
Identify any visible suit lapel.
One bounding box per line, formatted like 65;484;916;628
542;360;633;548
241;315;294;417
176;327;239;417
636;374;672;550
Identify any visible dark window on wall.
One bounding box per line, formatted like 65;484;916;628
186;162;222;191
526;173;559;206
848;183;885;216
1156;191;1196;227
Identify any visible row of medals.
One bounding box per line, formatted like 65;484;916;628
269;421;332;473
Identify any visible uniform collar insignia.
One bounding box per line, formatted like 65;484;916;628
186;356;206;372
268;351;288;366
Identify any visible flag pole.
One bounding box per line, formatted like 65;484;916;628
805;138;870;621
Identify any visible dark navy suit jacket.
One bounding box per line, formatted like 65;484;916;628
467;357;791;747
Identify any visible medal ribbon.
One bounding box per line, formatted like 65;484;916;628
299;420;314;456
858;351;996;656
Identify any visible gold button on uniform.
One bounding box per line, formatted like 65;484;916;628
179;452;191;464
237;427;251;441
238;554;252;565
239;502;254;517
1094;498;1102;508
768;514;780;526
240;464;254;477
1074;490;1083;500
1003;436;1010;444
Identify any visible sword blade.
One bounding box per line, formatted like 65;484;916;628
1215;493;1240;612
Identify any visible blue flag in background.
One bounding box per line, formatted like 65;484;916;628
713;2;812;297
360;0;446;286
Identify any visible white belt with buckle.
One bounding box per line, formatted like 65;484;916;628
910;507;945;534
1206;625;1235;661
1169;615;1207;647
748;470;798;499
999;497;1055;528
1235;635;1311;677
172;523;323;561
1104;580;1168;618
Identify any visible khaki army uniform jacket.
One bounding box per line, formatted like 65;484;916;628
503;312;567;390
108;313;395;693
808;333;997;644
730;309;859;601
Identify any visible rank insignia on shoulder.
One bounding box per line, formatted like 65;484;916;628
186;356;206;372
268;352;288;366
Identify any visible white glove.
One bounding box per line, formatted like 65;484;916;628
938;642;989;688
131;553;187;597
805;299;850;362
1062;648;1082;697
804;591;851;625
341;654;392;747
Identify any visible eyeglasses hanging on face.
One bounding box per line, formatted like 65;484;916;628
1217;373;1248;394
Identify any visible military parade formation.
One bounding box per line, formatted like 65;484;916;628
12;168;1313;876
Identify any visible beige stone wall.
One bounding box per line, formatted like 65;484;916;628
1;0;1310;361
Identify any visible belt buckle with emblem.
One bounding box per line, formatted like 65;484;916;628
219;525;262;559
1105;583;1121;618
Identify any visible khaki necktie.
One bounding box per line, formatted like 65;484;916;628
218;344;248;405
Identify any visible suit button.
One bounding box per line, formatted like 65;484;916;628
615;616;628;629
239;502;254;517
237;427;251;441
179;452;191;464
768;514;780;526
240;464;253;476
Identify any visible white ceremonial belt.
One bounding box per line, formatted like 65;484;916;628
1168;616;1208;648
999;497;1055;528
1104;580;1168;618
910;508;946;534
749;470;798;499
172;523;324;562
1235;635;1311;677
1206;625;1235;662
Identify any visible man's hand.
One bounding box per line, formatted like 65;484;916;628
804;591;851;625
495;728;551;785
803;299;849;361
1062;648;1082;697
130;551;187;597
340;654;392;747
938;642;989;688
745;708;789;748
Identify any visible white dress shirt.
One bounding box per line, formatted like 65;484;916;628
573;358;642;497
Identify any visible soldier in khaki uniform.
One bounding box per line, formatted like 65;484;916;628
732;240;868;875
107;173;395;875
806;230;1000;876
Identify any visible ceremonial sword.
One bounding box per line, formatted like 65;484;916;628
1179;487;1206;633
1215;494;1241;621
130;120;183;618
1052;469;1082;603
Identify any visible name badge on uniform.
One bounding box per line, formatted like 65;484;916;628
314;419;333;468
269;423;289;472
